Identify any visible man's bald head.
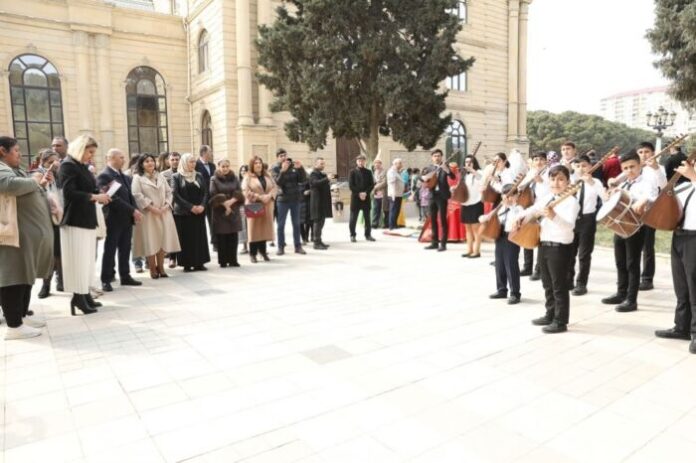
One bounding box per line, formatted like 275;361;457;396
106;148;126;171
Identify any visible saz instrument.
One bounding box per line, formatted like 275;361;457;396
508;182;582;249
481;160;502;204
517;166;548;209
452;142;482;204
480;172;525;240
642;149;696;230
422;152;460;189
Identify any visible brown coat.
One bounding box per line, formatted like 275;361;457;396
241;173;277;243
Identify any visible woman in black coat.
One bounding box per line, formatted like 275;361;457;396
208;160;244;268
309;158;333;249
172;153;210;272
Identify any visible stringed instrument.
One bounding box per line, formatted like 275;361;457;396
481;159;502;204
517;166;547;209
480;172;526;241
422;152;460;189
642;149;696;230
452;142;482;203
609;134;689;187
508;182;583;249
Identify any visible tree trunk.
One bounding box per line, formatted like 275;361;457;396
362;102;380;164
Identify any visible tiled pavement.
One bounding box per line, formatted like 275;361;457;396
2;220;696;463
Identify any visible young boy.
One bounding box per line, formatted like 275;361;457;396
484;184;523;305
568;154;605;296
520;151;550;280
518;165;580;333
601;150;659;312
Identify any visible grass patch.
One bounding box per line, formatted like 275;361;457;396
595;226;672;255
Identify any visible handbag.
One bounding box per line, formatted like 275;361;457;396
0;194;20;247
244;202;265;219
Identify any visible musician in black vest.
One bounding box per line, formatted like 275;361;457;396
97;149;143;292
348;154;376;242
422;149;455;251
655;159;696;353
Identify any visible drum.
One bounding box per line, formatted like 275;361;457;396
596;190;643;238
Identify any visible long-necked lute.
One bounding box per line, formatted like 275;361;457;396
642;149;696;230
479;172;525;240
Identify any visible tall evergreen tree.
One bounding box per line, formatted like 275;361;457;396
647;0;696;109
257;0;474;160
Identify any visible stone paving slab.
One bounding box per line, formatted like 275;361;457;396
1;220;694;463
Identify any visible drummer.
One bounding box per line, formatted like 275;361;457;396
520;151;550;281
601;150;658;313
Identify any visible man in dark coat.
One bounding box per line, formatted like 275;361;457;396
421;149;455;251
309;157;333;250
97;149;143;291
348;154;376;242
664;144;688;185
273;154;308;255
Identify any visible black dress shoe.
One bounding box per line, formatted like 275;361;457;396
542;322;567;334
461;253;471;258
469;253;481;258
639;281;654;291
250;255;258;263
277;247;285;256
690;338;696;354
120;277;142;286
601;293;626;305
571;286;587;296
489;292;507;299
85;294;103;308
261;253;271;262
532;316;552;326
183;267;194;272
295;247;307;255
313;243;328;250
529;272;541;281
101;282;114;292
655;327;691;340
350;236;357;243
231;262;241;267
366;236;376;242
520;268;532;277
437;245;447;252
424;243;438;250
615;301;637;312
507;295;521;305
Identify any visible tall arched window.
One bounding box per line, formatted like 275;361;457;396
445;120;467;163
201;111;213;149
8;54;64;166
126;67;168;155
198;30;209;73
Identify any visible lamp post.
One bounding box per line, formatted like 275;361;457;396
646;106;677;152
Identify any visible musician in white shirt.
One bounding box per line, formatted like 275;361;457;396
560;141;577;168
520;151;550;280
460;155;484;258
655;160;696;354
601;150;659;313
637;141;667;291
516;165;580;334
568;154;605;296
487;184;523;304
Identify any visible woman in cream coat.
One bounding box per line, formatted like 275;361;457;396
131;153;181;278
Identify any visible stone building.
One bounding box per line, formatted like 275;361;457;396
0;0;531;174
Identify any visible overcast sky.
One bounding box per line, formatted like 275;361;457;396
527;0;668;115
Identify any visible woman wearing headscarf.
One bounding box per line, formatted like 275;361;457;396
242;155;277;263
172;153;210;271
0;137;54;339
209;159;245;267
132;153;181;278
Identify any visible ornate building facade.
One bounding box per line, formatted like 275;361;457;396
0;0;531;173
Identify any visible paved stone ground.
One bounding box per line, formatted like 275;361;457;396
2;220;696;463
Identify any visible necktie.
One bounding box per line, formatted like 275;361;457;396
578;183;585;216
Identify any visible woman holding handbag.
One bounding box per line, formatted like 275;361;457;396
0;136;54;339
242;155;277;263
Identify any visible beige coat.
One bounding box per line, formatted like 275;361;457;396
131;173;181;256
241;173;276;243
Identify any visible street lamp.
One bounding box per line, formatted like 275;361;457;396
646;106;677;152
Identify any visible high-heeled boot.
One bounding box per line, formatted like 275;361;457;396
71;294;97;316
55;259;64;292
156;251;168;278
85;294;102;308
38;279;51;299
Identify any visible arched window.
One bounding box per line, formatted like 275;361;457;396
201;111;213;149
448;1;467;22
126;67;168;155
445;120;467;163
198;30;209;73
8;54;64;166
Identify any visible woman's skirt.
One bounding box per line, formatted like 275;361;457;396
461;201;484;224
60;226;96;294
174;214;210;268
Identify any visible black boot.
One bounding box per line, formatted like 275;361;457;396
55;259;64;292
38;279;51;299
70;294;97;316
85;294;103;309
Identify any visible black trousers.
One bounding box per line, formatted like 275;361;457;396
249;241;267;257
349;198;372;238
0;284;32;328
301;221;312;243
495;234;521;296
313;217;326;243
642;226;656;283
429;196;449;245
671;232;696;333
101;223;133;283
614;227;646;303
216;233;238;265
522;249;540;273
539;243;573;324
569;214;597;287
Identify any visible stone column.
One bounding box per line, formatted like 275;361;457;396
95;34;114;150
507;0;520;141
518;0;530;139
72;31;92;134
257;0;274;125
236;0;254;125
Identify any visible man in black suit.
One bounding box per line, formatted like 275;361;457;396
348;154;376;242
97;149;143;291
422;149;455;251
664;144;689;185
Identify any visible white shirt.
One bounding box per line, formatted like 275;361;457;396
642;165;667;190
491;168;518;193
498;204;523;233
387;167;405;199
523;169;551;205
462;170;483;205
575;178;605;215
620;173;659;202
523;193;580;244
676;181;696;231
